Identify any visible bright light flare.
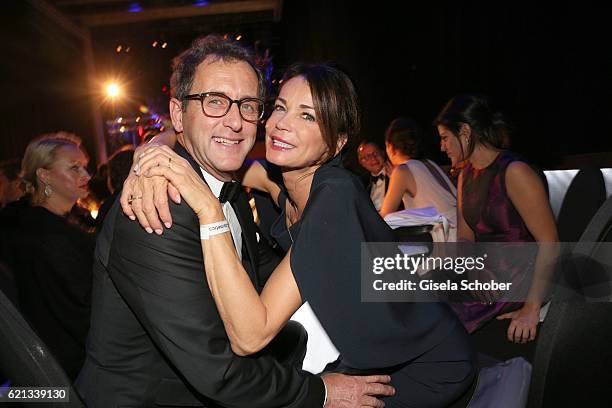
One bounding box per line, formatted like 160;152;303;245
106;83;120;98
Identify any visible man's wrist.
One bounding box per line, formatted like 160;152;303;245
197;205;224;224
322;377;328;407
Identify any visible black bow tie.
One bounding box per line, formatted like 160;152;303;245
219;181;241;203
371;173;385;183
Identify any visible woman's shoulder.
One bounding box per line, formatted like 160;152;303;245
497;150;529;167
314;164;364;197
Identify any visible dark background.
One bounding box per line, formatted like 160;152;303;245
1;1;611;170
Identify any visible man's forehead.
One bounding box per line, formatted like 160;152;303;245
194;57;255;83
360;143;380;154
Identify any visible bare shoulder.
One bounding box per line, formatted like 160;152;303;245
506;161;542;186
390;164;412;179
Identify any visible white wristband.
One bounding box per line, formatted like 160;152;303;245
200;221;230;240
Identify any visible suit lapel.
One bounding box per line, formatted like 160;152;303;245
230;190;260;290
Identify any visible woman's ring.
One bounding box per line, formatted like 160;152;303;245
128;195;143;205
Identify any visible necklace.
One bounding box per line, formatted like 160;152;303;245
288;225;294;244
285;199;299;244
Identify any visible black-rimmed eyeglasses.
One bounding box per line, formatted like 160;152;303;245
183;92;265;123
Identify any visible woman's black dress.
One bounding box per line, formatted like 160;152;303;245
3;203;94;380
271;155;476;407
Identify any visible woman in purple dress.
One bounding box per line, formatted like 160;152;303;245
435;94;558;352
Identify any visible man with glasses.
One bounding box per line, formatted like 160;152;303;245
77;35;389;408
357;141;392;211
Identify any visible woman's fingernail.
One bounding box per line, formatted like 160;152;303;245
129;215;136;221
145;227;153;234
164;222;172;228
155;229;163;235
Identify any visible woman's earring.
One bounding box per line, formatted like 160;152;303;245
44;183;53;197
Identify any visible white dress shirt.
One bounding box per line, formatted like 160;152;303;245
370;170;386;211
200;168;242;261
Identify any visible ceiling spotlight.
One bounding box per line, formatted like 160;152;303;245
106;83;120;98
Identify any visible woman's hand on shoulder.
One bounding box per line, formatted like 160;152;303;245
133;145;222;221
120;143;181;234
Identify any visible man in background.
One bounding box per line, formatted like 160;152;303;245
357;141;392;211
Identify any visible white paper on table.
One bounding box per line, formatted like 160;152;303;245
290;302;340;374
384;206;457;242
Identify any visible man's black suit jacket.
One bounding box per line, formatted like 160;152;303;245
76;144;324;407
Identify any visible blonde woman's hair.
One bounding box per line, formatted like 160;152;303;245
21;132;86;195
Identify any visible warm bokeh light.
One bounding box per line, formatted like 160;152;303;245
106;83;120;98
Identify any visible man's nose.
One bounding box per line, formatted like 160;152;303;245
222;102;243;131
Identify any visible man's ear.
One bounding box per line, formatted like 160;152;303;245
169;98;184;133
335;134;348;155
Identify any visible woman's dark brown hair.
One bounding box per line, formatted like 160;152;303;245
281;63;361;161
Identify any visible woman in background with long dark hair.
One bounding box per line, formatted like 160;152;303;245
436;94;558;358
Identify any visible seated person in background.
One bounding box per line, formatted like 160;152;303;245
2;132;94;381
435;93;558;359
379;118;457;234
357;141;392;211
95;145;134;230
0;159;25;210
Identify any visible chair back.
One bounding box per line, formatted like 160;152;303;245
528;196;612;407
0;287;84;407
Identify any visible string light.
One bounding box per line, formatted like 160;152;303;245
161;42;168;49
152;41;158;47
116;45;122;53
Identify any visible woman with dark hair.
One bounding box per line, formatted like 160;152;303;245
435;93;558;351
130;64;475;407
379;118;457;236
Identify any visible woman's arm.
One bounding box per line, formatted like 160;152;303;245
242;161;282;207
379;166;415;217
497;161;559;343
136;146;302;355
145;129;177;148
201;220;302;355
456;171;475;242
